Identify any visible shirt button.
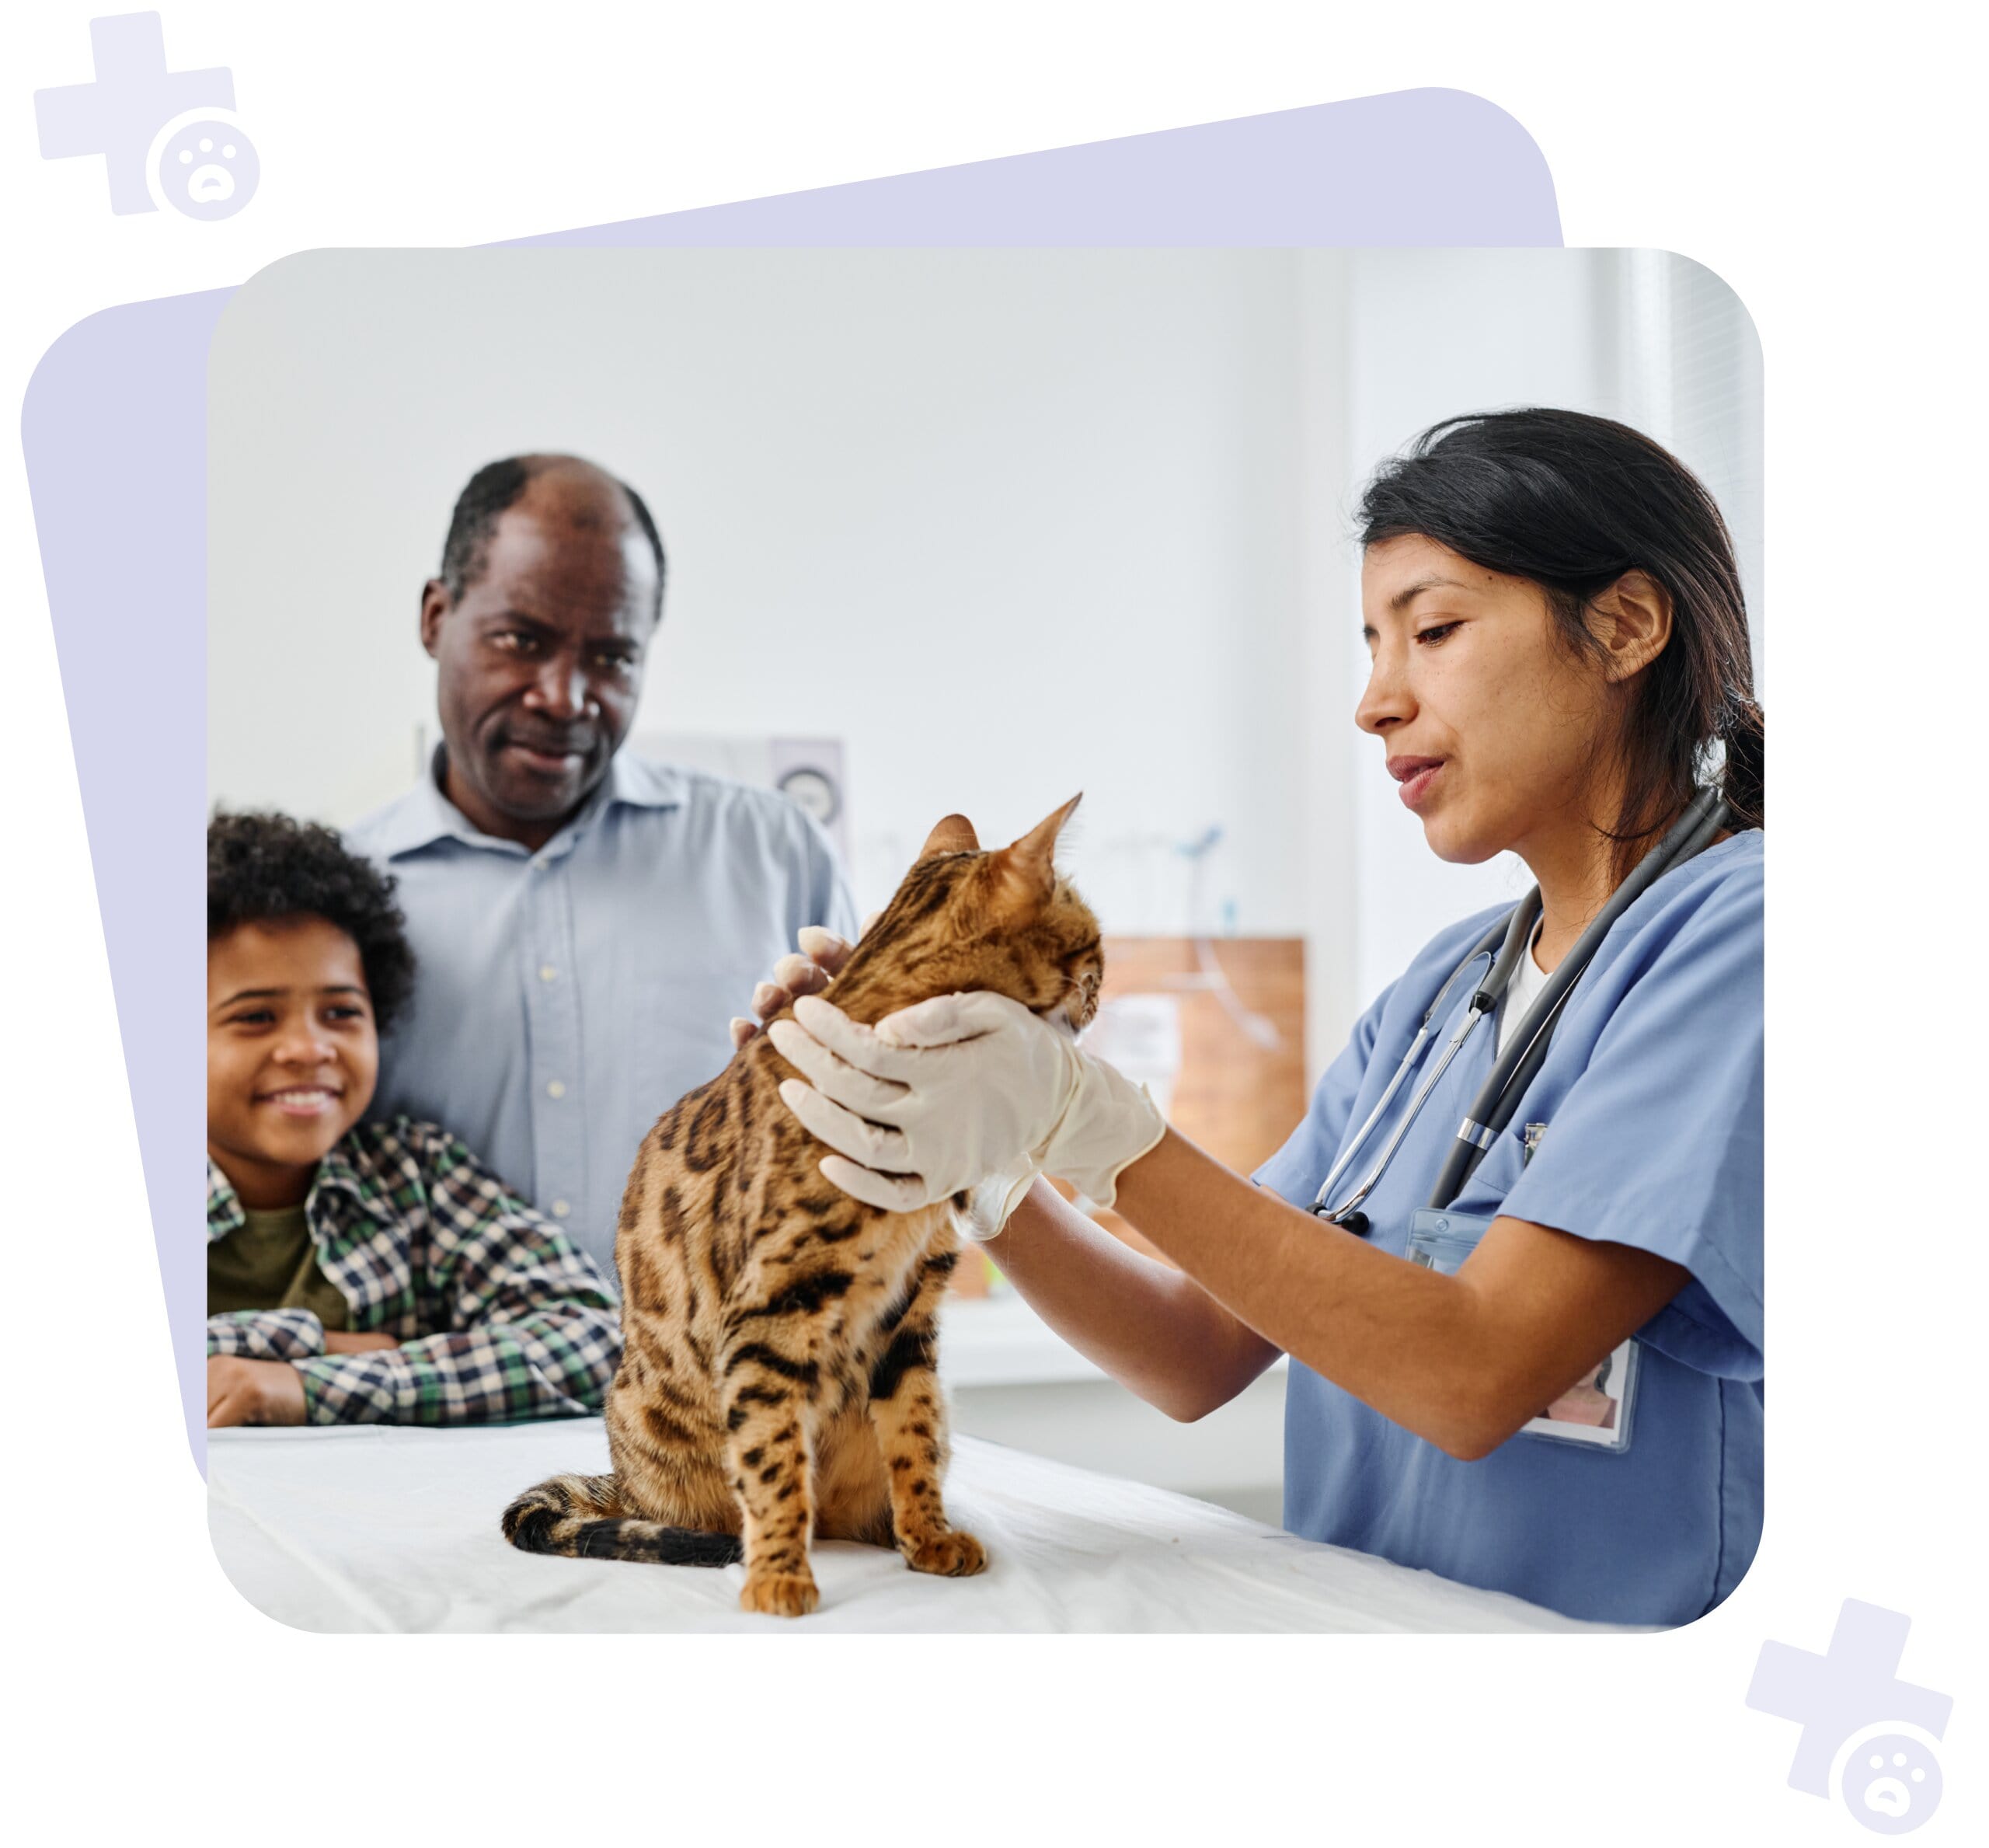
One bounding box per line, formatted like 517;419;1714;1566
546;1079;566;1099
539;964;558;982
552;1199;571;1218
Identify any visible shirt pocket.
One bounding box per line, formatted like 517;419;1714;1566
1447;1118;1536;1221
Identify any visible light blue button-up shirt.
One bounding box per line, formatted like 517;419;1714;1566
346;751;859;1284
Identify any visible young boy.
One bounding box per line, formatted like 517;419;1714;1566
207;810;621;1428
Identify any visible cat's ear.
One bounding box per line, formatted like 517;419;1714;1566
919;814;981;859
988;793;1082;914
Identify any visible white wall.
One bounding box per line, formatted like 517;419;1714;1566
208;246;1761;1076
208;248;1310;941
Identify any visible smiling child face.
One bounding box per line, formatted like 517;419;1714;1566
207;917;379;1208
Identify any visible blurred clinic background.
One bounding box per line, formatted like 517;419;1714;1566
209;248;1761;1522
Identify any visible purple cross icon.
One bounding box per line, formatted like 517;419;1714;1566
1747;1599;1952;1827
33;13;233;215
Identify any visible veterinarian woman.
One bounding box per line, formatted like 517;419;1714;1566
756;409;1763;1628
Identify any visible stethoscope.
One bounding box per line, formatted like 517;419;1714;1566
1311;785;1732;1233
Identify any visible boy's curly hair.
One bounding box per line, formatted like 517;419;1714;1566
207;811;416;1034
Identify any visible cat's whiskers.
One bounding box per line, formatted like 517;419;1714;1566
1052;971;1100;1037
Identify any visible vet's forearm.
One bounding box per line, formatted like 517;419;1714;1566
979;1179;1280;1420
1112;1131;1681;1459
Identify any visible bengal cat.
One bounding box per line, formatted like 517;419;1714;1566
502;797;1102;1616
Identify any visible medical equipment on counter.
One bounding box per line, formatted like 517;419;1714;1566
1174;825;1282;1050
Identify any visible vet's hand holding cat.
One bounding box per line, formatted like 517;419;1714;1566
761;410;1765;1628
769;986;1164;1216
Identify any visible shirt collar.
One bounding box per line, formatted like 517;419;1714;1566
205;1152;359;1241
308;1136;375;1211
206;1159;246;1243
364;746;687;862
206;1134;406;1244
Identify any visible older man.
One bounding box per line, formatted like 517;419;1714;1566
347;454;857;1280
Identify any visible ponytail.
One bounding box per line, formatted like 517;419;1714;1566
1719;692;1765;832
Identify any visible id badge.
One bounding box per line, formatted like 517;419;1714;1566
1406;1209;1639;1455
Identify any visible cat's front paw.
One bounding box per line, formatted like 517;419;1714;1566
901;1529;988;1577
740;1571;820;1617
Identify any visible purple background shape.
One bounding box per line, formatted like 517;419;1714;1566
33;12;235;216
19;89;1560;1470
1747;1600;1953;1800
510;90;1559;248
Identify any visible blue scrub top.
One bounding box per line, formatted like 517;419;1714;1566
1255;832;1762;1626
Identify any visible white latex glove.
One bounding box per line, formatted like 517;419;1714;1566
736;929;1036;1240
766;990;1166;1215
955;1163;1043;1244
729;922;868;1051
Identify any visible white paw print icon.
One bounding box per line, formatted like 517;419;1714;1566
146;106;260;220
1831;1722;1944;1835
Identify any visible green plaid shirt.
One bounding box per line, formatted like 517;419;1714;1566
207;1118;621;1425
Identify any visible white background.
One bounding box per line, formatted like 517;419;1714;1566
2;2;1980;1843
206;246;1315;936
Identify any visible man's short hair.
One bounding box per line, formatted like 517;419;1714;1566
437;455;667;615
207;811;417;1034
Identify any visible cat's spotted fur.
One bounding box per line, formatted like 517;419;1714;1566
501;798;1102;1616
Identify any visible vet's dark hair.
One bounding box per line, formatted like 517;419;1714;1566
1358;408;1763;882
207;811;416;1034
438;454;667;615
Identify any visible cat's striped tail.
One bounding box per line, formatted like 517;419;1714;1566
501;1473;744;1567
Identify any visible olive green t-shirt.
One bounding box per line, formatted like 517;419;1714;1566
207;1204;350;1333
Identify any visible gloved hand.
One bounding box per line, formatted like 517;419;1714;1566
767;990;1167;1215
734;929;1038;1238
955;1163;1043;1244
729;923;862;1051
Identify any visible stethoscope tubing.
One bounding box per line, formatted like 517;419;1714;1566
1306;909;1509;1215
1428;785;1730;1208
1314;894;1543;1208
1312;785;1732;1228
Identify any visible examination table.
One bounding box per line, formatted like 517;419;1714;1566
208;1421;1613;1633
